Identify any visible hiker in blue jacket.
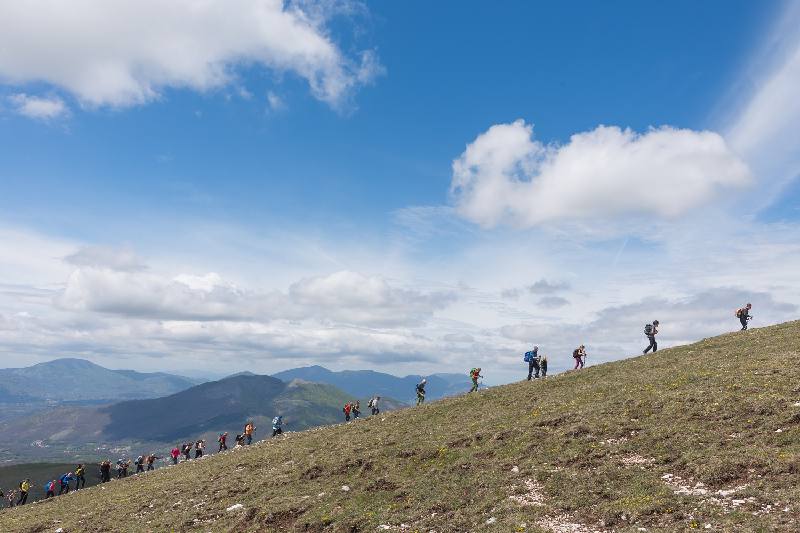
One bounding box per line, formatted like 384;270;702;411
58;472;74;495
44;480;56;498
525;346;540;380
272;415;283;437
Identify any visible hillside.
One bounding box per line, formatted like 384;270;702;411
0;358;200;403
273;366;466;403
1;321;798;532
0;375;359;463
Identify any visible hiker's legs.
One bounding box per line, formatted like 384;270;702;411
246;435;252;445
740;316;748;330
527;359;534;380
18;492;27;505
532;359;540;378
644;335;656;353
470;379;478;392
573;357;580;370
541;362;547;377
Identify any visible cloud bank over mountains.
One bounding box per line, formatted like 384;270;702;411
0;0;380;110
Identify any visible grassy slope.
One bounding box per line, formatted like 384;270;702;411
1;321;798;532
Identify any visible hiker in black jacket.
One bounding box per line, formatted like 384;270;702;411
643;320;659;354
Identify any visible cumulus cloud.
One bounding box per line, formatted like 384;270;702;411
58;267;453;328
451;120;753;227
7;93;68;120
0;0;381;108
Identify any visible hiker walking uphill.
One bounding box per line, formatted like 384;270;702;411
44;480;56;499
643;320;660;354
58;472;74;494
573;345;587;369
736;303;753;330
243;422;256;445
343;402;352;422
469;367;482;392
353;400;361;419
75;464;86;489
218;432;228;452
17;479;30;505
540;354;548;377
195;439;205;458
369;396;381;416
146;454;158;471
170;446;180;465
416;379;427;405
525;346;540;380
99;460;111;483
135;455;145;474
272;415;283;437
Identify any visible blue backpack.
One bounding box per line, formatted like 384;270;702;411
524;350;535;362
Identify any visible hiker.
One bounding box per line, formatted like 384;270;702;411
272;415;283;437
416;379;427;405
525;346;540;380
59;472;74;494
45;480;56;498
182;442;192;460
75;464;86;489
99;460;111;483
353;400;361;419
4;489;15;508
234;434;245;447
369;396;381;416
643;320;660;354
573;345;586;369
540;354;548;377
218;432;228;452
469;367;482;392
18;479;30;505
170;446;180;465
343;402;352;422
116;459;126;478
736;303;752;330
146;454;158;471
135;455;145;474
244;422;256;445
195;440;205;458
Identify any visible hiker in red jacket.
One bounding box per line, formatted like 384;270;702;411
170;446;180;465
343;402;352;422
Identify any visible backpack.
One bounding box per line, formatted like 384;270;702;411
367;398;374;408
524;351;534;362
644;324;653;335
735;308;744;318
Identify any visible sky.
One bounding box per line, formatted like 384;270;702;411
0;0;799;382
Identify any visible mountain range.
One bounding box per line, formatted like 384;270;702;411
272;365;467;403
0;358;201;403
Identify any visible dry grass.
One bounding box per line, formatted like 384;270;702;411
1;321;799;532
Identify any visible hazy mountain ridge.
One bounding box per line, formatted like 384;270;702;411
272;365;468;403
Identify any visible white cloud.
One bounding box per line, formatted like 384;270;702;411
267;90;286;111
7;93;68;120
57;267;453;328
64;246;145;272
725;2;800;208
451;120;752;228
0;0;381;108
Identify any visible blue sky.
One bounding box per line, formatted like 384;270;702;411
0;1;798;381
